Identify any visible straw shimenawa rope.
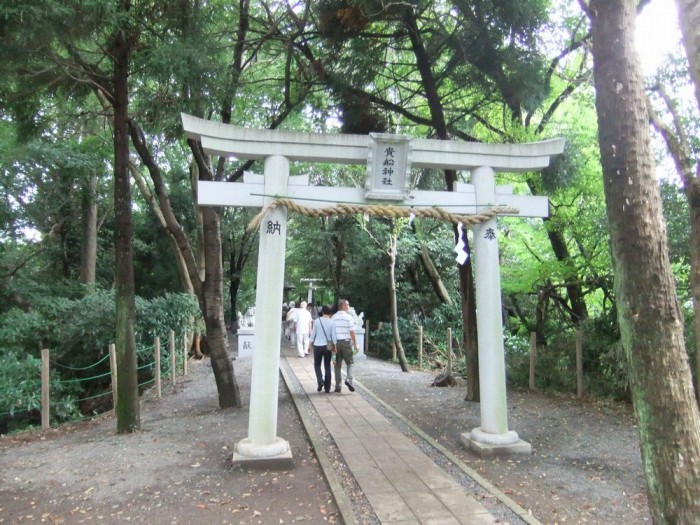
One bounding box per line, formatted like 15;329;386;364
247;198;518;231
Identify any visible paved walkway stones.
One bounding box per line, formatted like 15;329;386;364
284;351;499;524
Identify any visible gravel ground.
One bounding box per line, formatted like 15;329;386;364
351;356;650;525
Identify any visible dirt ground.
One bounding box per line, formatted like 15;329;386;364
0;348;650;525
0;356;339;525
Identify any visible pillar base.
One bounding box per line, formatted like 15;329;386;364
232;437;294;470
460;427;531;457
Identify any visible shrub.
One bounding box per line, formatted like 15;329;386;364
0;288;203;432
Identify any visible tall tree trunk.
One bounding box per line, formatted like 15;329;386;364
191;162;206;283
689;187;700;400
459;240;480;402
229;281;240;330
588;0;700;521
202;206;241;408
112;4;140;433
79;174;97;285
403;9;480;395
229;249;241;334
388;221;409;372
130;126;240;409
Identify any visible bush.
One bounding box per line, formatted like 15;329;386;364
0;288;203;432
505;319;630;400
0;350;82;434
371;303;465;371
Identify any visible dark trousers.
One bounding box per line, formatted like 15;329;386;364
313;345;332;392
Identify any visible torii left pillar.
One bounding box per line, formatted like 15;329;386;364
232;155;294;468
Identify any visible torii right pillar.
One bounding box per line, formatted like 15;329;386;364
461;165;532;457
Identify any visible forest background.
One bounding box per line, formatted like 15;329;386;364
1;0;700;522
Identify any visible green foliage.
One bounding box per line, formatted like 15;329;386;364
371;303;464;369
0;288;202;432
660;180;691;271
0;350;83;433
505;315;629;400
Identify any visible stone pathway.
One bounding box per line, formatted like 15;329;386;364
284;350;499;525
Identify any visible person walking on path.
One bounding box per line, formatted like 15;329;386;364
294;300;313;358
332;299;358;392
286;301;296;344
309;305;337;393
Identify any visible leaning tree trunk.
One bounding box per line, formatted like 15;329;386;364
677;0;700;118
130;126;241;409
690;185;700;399
130;164;194;294
112;10;140;433
411;219;452;305
649;86;700;401
388;225;410;371
588;0;700;521
201;206;242;408
673;0;700;400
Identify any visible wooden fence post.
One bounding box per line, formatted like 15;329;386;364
418;325;423;369
447;328;453;377
154;336;161;398
182;331;188;377
169;329;177;387
364;320;369;356
576;328;584;399
109;343;117;408
529;332;537;391
41;349;50;430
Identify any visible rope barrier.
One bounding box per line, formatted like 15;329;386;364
56;370;112;384
67;390;114;403
247;198;519;232
0;407;33;417
4;330;188;430
53;353;110;371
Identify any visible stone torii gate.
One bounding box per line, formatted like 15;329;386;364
182;113;564;467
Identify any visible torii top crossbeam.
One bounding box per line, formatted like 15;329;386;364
182;114;564;172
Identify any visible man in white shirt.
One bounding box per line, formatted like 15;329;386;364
294;300;313;358
331;299;358;392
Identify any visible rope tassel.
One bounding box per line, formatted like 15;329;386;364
247;197;518;231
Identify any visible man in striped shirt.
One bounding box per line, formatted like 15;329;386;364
331;299;359;393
